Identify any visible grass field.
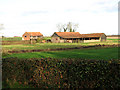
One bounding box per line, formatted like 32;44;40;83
2;37;51;41
2;38;119;60
3;47;119;60
2;39;120;52
2;37;22;41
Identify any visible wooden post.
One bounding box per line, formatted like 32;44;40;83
30;39;32;44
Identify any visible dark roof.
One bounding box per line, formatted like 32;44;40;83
54;32;82;38
26;32;43;36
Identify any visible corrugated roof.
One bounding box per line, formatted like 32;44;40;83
26;32;43;36
55;32;82;38
81;33;105;38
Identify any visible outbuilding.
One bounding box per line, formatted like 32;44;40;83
51;32;106;43
51;32;82;43
81;33;106;42
22;32;43;40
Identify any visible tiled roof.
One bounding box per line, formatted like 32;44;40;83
81;33;105;38
54;32;105;38
55;32;82;38
26;32;43;36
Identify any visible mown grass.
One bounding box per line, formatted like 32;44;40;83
3;47;119;60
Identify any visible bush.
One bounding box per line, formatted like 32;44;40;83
2;58;120;88
36;38;42;43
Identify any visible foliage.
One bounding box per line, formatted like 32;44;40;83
2;57;120;88
42;37;51;40
36;38;42;43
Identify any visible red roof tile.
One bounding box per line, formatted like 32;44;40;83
55;32;81;38
81;33;105;38
54;32;105;38
26;32;43;36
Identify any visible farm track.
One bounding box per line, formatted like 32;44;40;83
8;44;120;53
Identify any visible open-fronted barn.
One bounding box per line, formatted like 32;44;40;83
22;32;43;40
51;32;82;43
81;33;106;42
51;32;106;43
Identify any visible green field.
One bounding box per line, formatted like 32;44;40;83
2;37;51;41
3;47;119;60
2;37;22;41
2;38;120;60
2;39;120;52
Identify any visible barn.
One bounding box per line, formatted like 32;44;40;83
81;33;106;42
51;32;82;43
22;32;43;40
51;32;106;43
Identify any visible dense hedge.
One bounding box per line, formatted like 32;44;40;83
2;57;120;89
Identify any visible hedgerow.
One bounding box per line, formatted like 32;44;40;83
2;57;120;89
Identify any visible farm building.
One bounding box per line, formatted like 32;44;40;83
81;33;106;42
107;35;120;39
51;32;106;43
22;32;43;40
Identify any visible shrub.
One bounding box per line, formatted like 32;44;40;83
2;58;120;88
36;38;42;43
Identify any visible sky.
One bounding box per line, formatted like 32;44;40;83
0;0;119;37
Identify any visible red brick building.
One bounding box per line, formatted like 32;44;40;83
22;32;43;40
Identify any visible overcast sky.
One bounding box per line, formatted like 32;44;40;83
0;0;119;37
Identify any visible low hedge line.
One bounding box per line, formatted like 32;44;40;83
2;57;120;89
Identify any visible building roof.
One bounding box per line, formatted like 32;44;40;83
53;32;106;38
54;32;82;38
26;32;43;36
81;33;105;38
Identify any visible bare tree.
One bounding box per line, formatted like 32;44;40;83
67;22;79;32
67;22;72;32
56;23;63;32
63;24;67;32
57;22;79;32
73;23;79;32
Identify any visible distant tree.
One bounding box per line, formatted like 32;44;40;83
73;29;75;32
57;22;79;32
